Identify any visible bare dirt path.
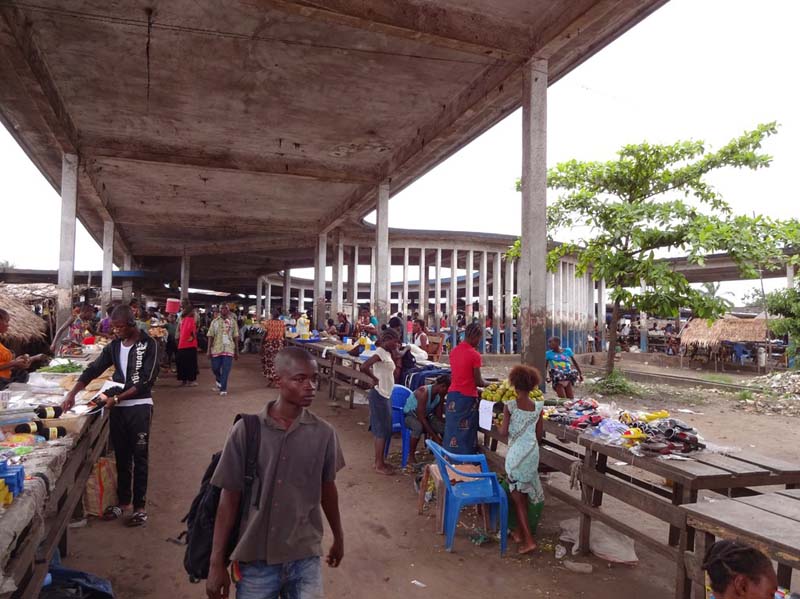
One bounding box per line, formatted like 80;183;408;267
62;354;798;598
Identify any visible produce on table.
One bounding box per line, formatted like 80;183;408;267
38;361;83;373
481;380;543;402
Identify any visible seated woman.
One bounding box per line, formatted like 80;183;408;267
412;319;430;354
0;309;47;388
337;312;354;338
325;318;339;337
545;336;583;399
356;308;379;340
404;375;450;460
703;540;777;599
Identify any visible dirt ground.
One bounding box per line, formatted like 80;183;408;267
62;354;800;598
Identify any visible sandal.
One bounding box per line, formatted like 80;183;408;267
127;511;148;527
102;505;123;521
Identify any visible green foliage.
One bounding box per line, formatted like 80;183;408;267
511;295;520;319
509;123;800;372
764;284;800;364
737;390;754;401
589;370;640;396
699;283;734;309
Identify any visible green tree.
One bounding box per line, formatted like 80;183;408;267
764;284;800;367
699;282;735;309
508;123;800;374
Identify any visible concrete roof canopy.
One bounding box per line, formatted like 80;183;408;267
0;0;668;295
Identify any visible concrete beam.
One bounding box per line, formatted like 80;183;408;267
57;153;78;329
137;236;315;257
519;58;548;373
101;220;114;309
86;145;376;185
375;183;391;325
268;0;533;59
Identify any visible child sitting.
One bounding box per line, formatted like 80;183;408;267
500;364;545;555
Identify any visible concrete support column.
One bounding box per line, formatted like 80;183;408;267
283;268;291;315
450;249;458;349
639;279;648;353
331;234;344;315
266;280;273;316
375;182;391;325
519;58;548;372
348;245;359;320
57;154;78;329
493;252;502;353
402;247;409;319
101;220;114;309
256;276;264;318
315;233;327;328
180;253;191;302
419;248;427;321
598;278;606;348
587;272;595;352
122;253;133;304
299;288;306;315
554;261;563;342
466;250;474;322
504;257;514;353
479;251;488;353
434;248;442;331
788;263;795;289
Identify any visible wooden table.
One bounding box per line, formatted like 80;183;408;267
682;490;800;598
479;420;800;598
6;410;109;598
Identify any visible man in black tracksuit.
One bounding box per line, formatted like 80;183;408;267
64;304;159;527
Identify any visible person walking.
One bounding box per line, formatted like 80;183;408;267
207;347;344;599
207;304;239;396
63;304;159;527
177;300;199;386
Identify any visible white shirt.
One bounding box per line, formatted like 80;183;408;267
117;342;153;407
372;347;396;399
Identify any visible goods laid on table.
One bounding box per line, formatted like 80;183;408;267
37;360;83;374
543;399;707;456
481;379;544;403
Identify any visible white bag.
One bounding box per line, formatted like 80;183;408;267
559;518;638;564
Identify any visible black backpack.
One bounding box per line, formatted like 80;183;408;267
180;413;261;583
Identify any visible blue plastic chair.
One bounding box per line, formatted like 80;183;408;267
425;440;508;555
383;385;413;468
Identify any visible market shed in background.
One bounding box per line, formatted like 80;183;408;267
680;316;773;351
0;293;46;353
0;0;670;370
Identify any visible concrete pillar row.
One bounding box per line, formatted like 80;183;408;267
314;233;327;329
402;247;409;319
434;248;442;330
57;154;78;329
375;182;391;325
493;252;502;353
419;247;427;320
519;57;548;373
450;249;459;349
478;251;488;353
101;220;114;310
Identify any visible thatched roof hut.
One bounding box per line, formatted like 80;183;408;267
0;293;47;345
680;316;774;349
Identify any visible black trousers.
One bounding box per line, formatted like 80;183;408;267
176;347;198;382
110;404;152;509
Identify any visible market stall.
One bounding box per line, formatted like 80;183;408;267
0;349;111;599
680;315;782;371
477;393;800;599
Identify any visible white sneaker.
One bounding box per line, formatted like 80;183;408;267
215;381;221;389
187;381;198;387
219;391;228;396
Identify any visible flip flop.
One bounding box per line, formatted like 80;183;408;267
127;511;148;527
102;505;123;521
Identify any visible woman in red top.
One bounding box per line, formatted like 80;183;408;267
176;301;199;386
443;323;488;454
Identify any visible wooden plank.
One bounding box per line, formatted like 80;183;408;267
685;501;800;561
777;489;800;500
736;494;800;524
692;453;771;476
727;452;800;475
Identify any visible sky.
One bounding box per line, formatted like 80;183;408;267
1;0;798;302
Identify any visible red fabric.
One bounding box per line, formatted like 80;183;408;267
178;316;198;349
448;341;481;397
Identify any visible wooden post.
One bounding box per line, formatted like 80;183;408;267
57;154;78;329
